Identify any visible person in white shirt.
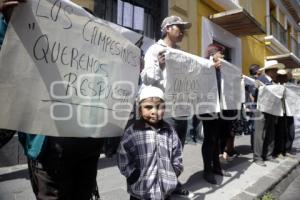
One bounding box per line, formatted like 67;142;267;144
141;15;192;198
141;15;221;197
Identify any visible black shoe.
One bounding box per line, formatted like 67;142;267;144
213;169;232;177
172;187;194;198
253;160;266;167
203;172;217;184
227;150;240;157
192;136;197;143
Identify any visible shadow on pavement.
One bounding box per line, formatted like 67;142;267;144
0;168;29;182
97;155;117;170
181;154;252;199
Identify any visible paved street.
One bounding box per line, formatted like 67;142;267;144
1;134;300;200
279;171;300;200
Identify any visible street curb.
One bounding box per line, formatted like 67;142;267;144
232;158;300;200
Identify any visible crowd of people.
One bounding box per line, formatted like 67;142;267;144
0;0;299;200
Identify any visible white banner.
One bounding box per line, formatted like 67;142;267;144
285;84;300;117
220;60;243;109
0;0;140;137
257;85;285;116
164;49;243;117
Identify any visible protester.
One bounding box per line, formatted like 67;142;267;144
117;86;183;200
284;71;296;156
141;15;193;197
1;2;104;199
0;0;24;149
245;64;261;150
141;15;191;147
253;60;284;166
273;69;289;158
273;69;296;159
200;43;233;184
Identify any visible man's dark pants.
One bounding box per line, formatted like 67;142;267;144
253;111;277;161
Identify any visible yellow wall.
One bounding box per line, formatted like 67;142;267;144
241;36;266;75
169;0;198;55
196;0;267;74
251;0;266;31
196;0;224;55
72;0;94;10
240;0;267;75
169;0;226;55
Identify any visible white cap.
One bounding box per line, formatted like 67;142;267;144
138;86;164;102
259;60;285;72
277;69;287;75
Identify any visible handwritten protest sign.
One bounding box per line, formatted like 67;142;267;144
164;49;243;117
164;49;218;117
0;0;140;137
257;85;285;116
257;84;300;117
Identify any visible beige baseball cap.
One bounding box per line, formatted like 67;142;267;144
161;16;192;31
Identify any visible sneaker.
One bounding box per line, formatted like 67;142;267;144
172;187;195;198
276;154;286;160
265;157;279;163
253;160;266;167
285;152;296;158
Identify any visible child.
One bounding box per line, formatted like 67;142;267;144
117;86;183;200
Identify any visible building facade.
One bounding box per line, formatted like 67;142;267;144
73;0;300;77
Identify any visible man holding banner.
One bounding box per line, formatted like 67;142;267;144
253;60;285;166
141;15;194;198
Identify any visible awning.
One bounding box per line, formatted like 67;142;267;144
266;53;300;69
209;8;265;36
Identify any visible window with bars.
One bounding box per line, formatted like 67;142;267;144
93;0;165;39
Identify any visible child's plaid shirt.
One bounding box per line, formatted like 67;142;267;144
117;119;183;200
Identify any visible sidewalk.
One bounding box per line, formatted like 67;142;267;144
1;135;300;200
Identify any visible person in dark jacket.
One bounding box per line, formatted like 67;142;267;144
200;43;233;184
253;60;285;166
0;2;103;199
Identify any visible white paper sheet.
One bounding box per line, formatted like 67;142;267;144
220;59;243;110
0;0;140;137
285;84;300;117
165;49;214;117
257;85;285;116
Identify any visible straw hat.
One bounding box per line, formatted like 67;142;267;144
259;60;285;72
